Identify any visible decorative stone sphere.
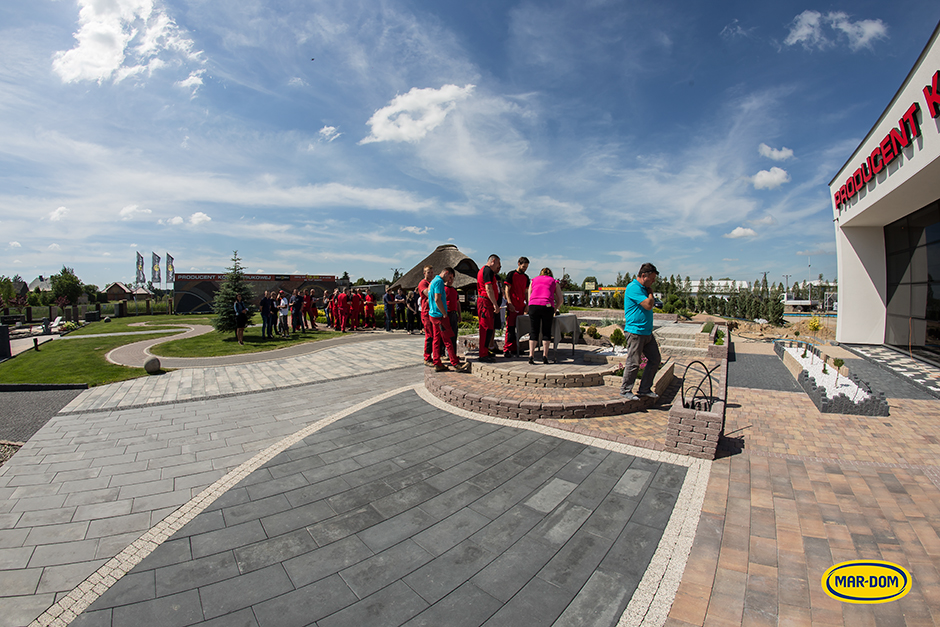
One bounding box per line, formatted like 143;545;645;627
144;356;161;374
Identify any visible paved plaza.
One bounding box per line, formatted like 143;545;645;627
0;332;939;626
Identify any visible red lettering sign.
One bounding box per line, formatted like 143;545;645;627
924;70;940;118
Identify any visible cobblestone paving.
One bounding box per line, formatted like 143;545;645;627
0;368;421;627
62;338;425;412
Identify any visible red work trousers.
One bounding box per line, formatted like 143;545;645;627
431;316;459;366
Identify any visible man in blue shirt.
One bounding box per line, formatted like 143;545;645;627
621;263;662;401
429;267;471;373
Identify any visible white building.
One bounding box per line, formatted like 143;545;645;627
830;22;940;348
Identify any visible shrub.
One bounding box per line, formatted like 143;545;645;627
832;358;844;369
702;321;714;334
586;325;600;339
807;316;821;332
609;328;625;346
715;329;724;341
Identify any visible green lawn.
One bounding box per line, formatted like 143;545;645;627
1;317;351;385
67;315;212;335
0;334;174;386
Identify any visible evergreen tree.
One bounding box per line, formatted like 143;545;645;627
213;251;256;333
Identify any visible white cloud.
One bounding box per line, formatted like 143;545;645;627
52;0;203;85
159;216;185;225
783;11;887;51
722;258;739;262
751;167;791;190
48;243;61;250
724;227;757;239
797;248;832;256
288;77;308;88
401;226;433;235
758;143;793;161
176;70;206;94
749;214;778;227
360;84;475;144
189;212;211;225
720;20;755;40
119;204;152;220
319;126;342;142
49;207;69;222
9;242;21;248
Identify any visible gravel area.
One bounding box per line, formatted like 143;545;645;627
0;389;85;443
0;442;19;468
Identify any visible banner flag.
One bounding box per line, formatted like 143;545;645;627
166;254;175;285
136;252;145;284
152;252;161;284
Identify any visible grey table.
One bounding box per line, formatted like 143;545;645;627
513;313;580;359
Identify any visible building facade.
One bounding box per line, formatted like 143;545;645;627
830;22;940;349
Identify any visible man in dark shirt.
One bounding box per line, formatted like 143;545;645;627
476;254;501;362
259;291;273;338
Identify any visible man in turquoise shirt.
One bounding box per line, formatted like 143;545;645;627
621;263;661;401
429;268;471;373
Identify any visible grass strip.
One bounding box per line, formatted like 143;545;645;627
0;334;177;386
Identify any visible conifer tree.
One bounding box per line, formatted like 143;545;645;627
213;251;256;333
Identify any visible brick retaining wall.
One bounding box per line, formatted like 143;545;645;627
664;358;728;460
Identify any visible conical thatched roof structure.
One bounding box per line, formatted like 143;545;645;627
393;244;480;292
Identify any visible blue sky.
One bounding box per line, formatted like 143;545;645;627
2;0;939;290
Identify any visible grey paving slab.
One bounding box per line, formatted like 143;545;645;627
0;365;421;627
58;389;701;627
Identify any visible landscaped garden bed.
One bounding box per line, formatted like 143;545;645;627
774;340;889;416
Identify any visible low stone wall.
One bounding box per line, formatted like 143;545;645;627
473;363;615;388
664;358;728;460
425;372;653;421
602;361;675;395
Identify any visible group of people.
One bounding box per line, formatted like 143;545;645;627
322;287;376;332
250;257;662;400
413;254;566;372
258;289;320;339
418;255;663;403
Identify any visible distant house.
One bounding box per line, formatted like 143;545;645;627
104;282;154;301
28;276;52;293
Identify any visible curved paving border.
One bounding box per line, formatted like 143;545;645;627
31;384;710;627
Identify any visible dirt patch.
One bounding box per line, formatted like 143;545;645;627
731;317;836;343
0;442;21;469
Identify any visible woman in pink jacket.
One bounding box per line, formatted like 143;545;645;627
527;268;563;364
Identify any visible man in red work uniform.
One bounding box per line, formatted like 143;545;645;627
476;254;501;363
364;291;376;328
349;289;362;331
502;256;529;357
337;287;350;332
418;265;434;366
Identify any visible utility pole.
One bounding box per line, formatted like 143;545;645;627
783;274;791;299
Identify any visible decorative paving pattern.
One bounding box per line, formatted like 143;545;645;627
60;338;425;413
65;388;709;627
844;344;940;399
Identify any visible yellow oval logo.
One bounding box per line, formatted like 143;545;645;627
822;561;911;603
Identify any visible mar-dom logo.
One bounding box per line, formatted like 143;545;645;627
822;560;911;603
